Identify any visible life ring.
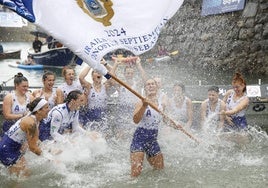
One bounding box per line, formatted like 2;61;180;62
252;104;266;112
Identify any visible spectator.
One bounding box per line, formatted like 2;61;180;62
32;36;42;53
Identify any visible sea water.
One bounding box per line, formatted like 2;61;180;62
0;42;267;187
0;123;267;188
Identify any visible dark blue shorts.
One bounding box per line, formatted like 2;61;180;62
2;120;16;133
225;116;247;132
0;135;22;167
130;127;160;158
39;119;52;141
79;107;106;126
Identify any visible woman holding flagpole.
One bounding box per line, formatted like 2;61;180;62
130;78;167;177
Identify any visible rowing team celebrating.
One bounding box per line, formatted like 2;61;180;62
0;56;249;177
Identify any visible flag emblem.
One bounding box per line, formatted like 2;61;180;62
76;0;114;26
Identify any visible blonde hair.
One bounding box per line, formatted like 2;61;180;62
232;72;246;92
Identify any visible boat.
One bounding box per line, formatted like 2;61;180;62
0;43;21;60
27;44;76;67
8;62;44;70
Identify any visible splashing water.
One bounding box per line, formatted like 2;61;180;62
0;119;267;188
0;42;267;187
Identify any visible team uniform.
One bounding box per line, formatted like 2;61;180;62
130;103;163;157
204;99;222;127
2;92;31;133
114;83;139;137
79;85;109;134
57;80;83;100
117;84;138;113
39;103;82;142
168;96;189;125
225;91;248;130
39;88;57;110
0;116;35;166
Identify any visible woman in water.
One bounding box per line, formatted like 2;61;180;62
2;73;34;134
57;65;83;102
166;82;193;129
32;71;62;110
0;98;49;177
39;90;87;142
221;72;249;131
78;62;110;134
200;86;226;131
130;78;167;177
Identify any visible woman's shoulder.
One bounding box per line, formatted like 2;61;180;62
3;92;13;102
20;116;36;130
185;96;192;103
32;88;42;94
201;98;209;105
225;89;233;95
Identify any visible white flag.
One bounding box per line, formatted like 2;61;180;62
1;0;184;76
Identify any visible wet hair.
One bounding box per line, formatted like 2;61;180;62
124;65;134;73
143;77;156;87
208;86;219;93
62;65;75;78
64;90;83;103
91;70;101;77
173;82;185;93
42;70;55;81
143;78;158;95
14;72;28;87
27;97;42;114
232;72;247;92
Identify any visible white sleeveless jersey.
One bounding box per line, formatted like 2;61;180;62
158;90;166;101
57;80;83;99
226;91;247;117
11;92;31;115
39;88;57;110
87;85;107;109
169;96;188;123
206;99;221;121
6;119;26;144
138;101;162;130
118;82;138;106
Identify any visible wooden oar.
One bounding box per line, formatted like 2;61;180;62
146;50;179;63
111;55;138;63
110;73;199;143
1;76;15;86
169;50;179;56
0;76;15;91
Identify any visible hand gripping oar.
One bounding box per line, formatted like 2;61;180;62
109;73;199;143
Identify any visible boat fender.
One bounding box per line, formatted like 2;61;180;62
252;104;266;112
